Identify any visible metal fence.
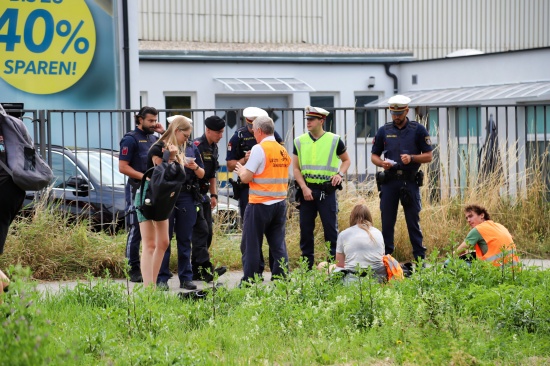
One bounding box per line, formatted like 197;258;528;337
4;104;549;229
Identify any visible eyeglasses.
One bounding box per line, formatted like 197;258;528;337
178;129;191;138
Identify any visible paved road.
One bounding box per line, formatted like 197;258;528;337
33;258;550;296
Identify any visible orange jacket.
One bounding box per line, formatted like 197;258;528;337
249;140;290;204
475;220;519;267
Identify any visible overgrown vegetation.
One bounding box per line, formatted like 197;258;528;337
2;260;550;365
1;144;549;279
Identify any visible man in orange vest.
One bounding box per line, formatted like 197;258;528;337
454;204;519;267
234;115;291;283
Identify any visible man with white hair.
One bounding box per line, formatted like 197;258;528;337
234;115;290;283
226;107;283;275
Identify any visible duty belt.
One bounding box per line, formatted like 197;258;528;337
386;170;416;181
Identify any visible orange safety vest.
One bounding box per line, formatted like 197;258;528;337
475;220;520;267
382;254;404;281
249;140;290;204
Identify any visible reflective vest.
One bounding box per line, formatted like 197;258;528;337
382;254;404;281
475;221;520;267
295;132;340;184
249;140;290;204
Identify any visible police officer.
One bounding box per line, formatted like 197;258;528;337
226;107;284;274
292;106;351;270
371;95;433;262
119;106;164;282
191;115;228;282
234;115;290;283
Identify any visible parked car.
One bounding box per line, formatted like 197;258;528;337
213;194;240;232
24;146;127;232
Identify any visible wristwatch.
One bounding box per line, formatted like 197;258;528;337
337;171;344;178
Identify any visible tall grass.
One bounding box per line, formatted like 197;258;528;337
1;144;549;278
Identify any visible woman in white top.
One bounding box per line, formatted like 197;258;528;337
334;203;387;282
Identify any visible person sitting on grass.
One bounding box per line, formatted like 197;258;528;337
453;204;519;267
318;203;387;283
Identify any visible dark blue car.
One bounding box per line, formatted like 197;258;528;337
24;146;127;232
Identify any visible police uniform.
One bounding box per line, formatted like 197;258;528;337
371;95;433;260
157;142;205;288
119;127;158;279
190;115;225;281
226;107;283;273
293;106;347;269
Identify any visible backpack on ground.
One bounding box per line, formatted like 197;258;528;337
136;149;185;221
382;254;404;281
0;106;53;191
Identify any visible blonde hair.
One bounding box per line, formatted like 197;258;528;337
349;203;376;243
154;115;192;165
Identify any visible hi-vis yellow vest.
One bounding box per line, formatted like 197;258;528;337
294;132;340;184
249;140;290;204
475;220;520;267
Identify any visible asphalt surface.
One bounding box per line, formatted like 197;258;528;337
33;258;550;296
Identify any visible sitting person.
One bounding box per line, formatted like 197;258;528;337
453;204;519;267
319;203;387;283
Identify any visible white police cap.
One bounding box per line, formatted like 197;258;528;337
387;95;411;115
243;107;268;123
304;106;330;119
167;115;193;124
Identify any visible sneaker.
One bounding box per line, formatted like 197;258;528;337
129;269;143;283
180;281;197;290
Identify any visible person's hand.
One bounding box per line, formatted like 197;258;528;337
165;143;178;160
234;162;243;175
401;154;413;165
210;196;217;209
330;174;343;186
302;186;313;201
381;160;393;170
185;160;198;170
153;122;165;134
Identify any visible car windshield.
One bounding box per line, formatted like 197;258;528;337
76;151;126;186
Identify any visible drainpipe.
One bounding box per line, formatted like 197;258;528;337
122;0;132;131
384;63;399;95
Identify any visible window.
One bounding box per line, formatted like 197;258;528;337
354;95;378;138
165;96;192;119
526;106;550;190
310;96;334;133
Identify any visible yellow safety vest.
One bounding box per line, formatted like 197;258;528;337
294;132;340;184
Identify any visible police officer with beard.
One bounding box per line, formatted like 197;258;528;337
119;106;164;282
371;95;433;262
191;115;228;282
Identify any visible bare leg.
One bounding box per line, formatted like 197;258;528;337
151;219;170;285
140;220;156;287
0;269;9;303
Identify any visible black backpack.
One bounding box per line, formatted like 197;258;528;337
136;150;185;221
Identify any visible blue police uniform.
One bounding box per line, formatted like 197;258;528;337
191;135;218;279
119;128;157;275
293;134;347;269
226;126;283;273
371;118;433;260
157;143;204;286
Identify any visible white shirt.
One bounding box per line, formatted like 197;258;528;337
336;225;386;277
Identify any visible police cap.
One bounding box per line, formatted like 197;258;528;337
243;107;268;124
204;115;226;131
304;106;330;119
388;95;411;115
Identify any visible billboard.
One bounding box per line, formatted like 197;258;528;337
0;0;120;111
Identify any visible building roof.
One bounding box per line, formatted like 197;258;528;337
139;41;415;63
367;81;550;107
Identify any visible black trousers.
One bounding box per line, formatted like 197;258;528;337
0;177;25;254
191;201;213;276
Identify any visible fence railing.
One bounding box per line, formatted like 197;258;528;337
4;104;549;229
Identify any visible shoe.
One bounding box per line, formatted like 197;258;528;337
156;281;169;291
129;269;143;283
214;266;227;277
180;281;197;290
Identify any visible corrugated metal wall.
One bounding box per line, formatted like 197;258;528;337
138;0;550;60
